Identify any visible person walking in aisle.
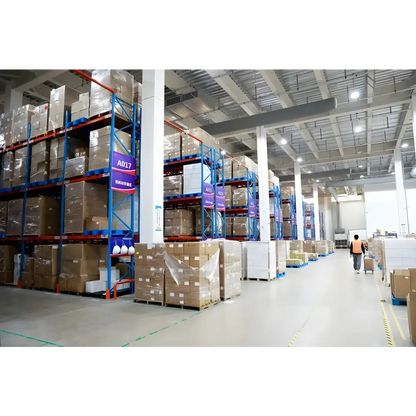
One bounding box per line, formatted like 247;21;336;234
350;234;366;274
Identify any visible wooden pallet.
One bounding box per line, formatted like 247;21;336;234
221;293;241;301
241;277;276;282
165;300;220;311
133;299;164;306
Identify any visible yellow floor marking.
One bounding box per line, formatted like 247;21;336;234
374;274;395;347
388;304;406;340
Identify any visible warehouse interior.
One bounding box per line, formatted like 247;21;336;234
1;68;415;350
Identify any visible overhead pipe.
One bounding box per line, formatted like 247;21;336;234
73;69;274;184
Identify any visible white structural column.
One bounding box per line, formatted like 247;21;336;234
393;148;409;234
140;70;165;243
413;94;416;151
256;126;270;241
294;162;304;240
4;84;22;112
313;183;320;240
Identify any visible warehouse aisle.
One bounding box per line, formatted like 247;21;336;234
0;250;413;347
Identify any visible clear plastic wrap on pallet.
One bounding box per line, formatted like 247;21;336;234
6;198;23;236
13;148;27;186
188;128;220;151
268;170;275;190
281;186;295;199
24;196;60;236
0;110;14;147
218;240;241;300
12;105;36;144
232;187;248;207
59;244;107;293
225;185;233;207
89;126;131;171
33;245;59;290
30;104;49;138
48;86;79;131
240;241;247;278
164;242;220;308
233;217;249;237
30;141;50;183
0;245;19;284
164;133;181;160
134;243;165;303
164;174;183;196
112;187;139;231
226;217;233;236
21;257;35;289
71;92;90;121
0;201;7;234
224;158;232;179
0;151;14;188
247;241;276;280
135;140;140;176
65;156;88;178
89;70;134;120
275;241;286;273
134;82;142;106
64;182;107;234
182;135;201;157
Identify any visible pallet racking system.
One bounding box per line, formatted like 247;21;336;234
266;184;283;240
282;194;297;240
319;211;325;240
0;71;140;299
304;202;315;240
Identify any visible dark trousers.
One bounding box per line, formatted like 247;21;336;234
353;253;362;270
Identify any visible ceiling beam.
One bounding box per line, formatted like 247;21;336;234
279;168;350;182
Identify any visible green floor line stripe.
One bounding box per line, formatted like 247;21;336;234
123;306;211;346
38;343;49;347
121;343;130;347
0;329;64;347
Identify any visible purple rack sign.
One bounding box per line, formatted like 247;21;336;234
111;152;136;194
216;187;226;211
249;197;256;218
203;182;214;209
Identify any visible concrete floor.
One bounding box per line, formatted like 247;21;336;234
0;250;413;347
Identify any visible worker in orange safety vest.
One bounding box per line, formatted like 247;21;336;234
350;234;366;274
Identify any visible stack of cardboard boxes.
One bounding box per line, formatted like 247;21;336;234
164;175;183;197
182;135;200;157
165;209;194;237
232;156;257;178
134;243;165;304
89;70;134;120
6;199;23;236
218;240;242;300
0;201;7;234
59;244;107;293
289;252;308;265
165;242;220;308
247;241;276;281
12;105;36;144
48;86;79;131
281;186;295;200
24;196;60;236
0;152;14;188
30;142;50;183
164;134;181;160
0;111;14;147
275;241;286;274
290;240;303;253
226;217;233;236
0;245;19;284
34;245;59;290
30;104;49;138
315;241;329;255
64;182;107;234
233;217;250;237
232;188;248;207
71;92;90;121
183;163;211;194
13;148;27;186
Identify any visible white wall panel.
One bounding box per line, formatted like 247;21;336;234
339;200;366;232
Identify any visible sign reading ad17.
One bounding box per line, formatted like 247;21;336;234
111;151;136;194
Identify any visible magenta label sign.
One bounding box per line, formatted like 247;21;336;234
216;187;225;211
249;197;256;218
113;151;135;176
111;170;135;194
203;182;214;209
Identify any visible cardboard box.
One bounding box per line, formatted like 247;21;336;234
65;156;88;178
364;258;374;270
7;199;24;236
34;245;59;277
24;196;60;236
0;245;19;283
0;200;7;234
407;292;416;344
85;216;109;230
48;85;79;130
391;270;411;299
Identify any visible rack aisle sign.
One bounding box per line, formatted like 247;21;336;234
203;182;215;209
216;186;225;211
249;196;256;218
111;151;135;194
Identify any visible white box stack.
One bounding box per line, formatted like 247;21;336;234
382;239;416;285
183;163;212;194
241;241;247;278
247;241;276;281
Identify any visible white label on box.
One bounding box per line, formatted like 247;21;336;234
220;264;223;268
45;260;51;264
184;256;189;260
138;278;143;282
195;282;200;286
151;297;155;301
146;278;150;282
73;260;78;263
221;286;224;290
178;244;183;248
146;255;152;260
194;256;200;260
100;260;105;263
184;281;189;286
150;290;155;294
179;269;183;273
180;300;184;305
150;267;155;271
170;293;174;297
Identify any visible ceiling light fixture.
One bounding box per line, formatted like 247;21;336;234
316;179;320;183
359;165;363;168
360;175;364;179
308;170;312;174
350;91;360;100
354;126;363;133
220;149;226;155
281;138;287;145
402;143;409;148
297;157;302;162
